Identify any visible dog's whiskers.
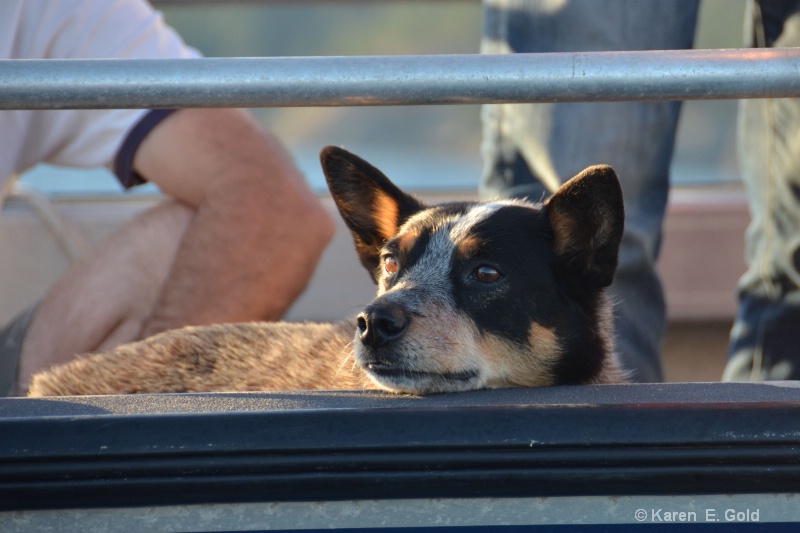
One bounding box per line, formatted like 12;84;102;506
334;340;356;379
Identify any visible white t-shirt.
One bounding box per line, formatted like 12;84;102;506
0;0;200;189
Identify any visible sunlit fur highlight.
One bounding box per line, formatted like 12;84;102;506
373;191;400;241
396;230;419;255
586;293;630;385
28;322;366;396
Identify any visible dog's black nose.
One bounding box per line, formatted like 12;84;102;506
357;303;409;348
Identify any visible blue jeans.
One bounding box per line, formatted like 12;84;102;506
481;0;800;382
726;1;800;380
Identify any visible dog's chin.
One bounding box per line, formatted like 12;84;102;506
360;361;482;395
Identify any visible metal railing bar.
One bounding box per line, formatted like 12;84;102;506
152;0;476;4
1;49;798;110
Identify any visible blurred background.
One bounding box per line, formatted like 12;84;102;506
4;0;751;381
18;0;747;192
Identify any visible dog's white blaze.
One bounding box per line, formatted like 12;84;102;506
389;227;456;304
448;202;508;245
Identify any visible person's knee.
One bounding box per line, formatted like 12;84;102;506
303;197;336;249
125;201;193;274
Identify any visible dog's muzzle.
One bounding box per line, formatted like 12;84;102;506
355;301;482;393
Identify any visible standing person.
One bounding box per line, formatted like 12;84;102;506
0;0;335;396
481;0;800;381
726;0;800;381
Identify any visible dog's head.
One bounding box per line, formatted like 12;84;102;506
320;146;625;394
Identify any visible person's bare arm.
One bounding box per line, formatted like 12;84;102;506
16;108;332;394
133;108;334;337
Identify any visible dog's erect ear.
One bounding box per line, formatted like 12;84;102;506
320;146;425;279
545;165;624;293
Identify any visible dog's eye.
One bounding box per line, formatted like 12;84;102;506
384;255;399;274
473;265;503;284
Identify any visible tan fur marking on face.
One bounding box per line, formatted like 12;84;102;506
455;234;482;260
397;230;419;254
528;323;562;361
480;323;562;389
479;334;546;388
374;191;400;241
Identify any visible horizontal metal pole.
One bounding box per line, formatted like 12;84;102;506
153;0;476;4
2;49;799;110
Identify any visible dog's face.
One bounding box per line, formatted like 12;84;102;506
320;147;624;394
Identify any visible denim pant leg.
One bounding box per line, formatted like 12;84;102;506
725;0;800;381
481;0;699;382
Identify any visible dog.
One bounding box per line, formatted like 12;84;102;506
27;146;628;397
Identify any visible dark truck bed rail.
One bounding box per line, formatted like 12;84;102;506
2;383;800;512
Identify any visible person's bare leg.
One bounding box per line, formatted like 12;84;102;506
15;201;192;394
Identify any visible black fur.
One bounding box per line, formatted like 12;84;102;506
449;206;559;345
